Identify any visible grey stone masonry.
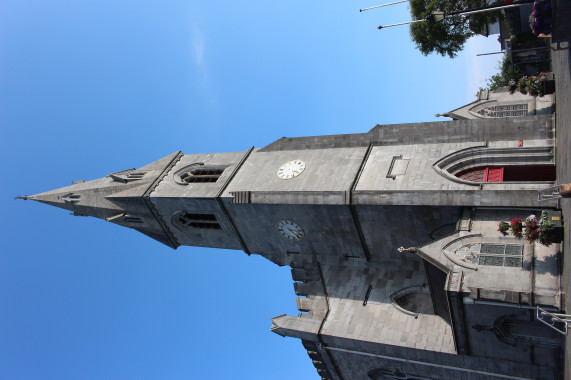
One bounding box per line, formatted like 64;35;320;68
30;115;563;379
260;115;553;151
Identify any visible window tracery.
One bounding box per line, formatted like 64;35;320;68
476;104;528;118
452;243;523;267
174;163;227;185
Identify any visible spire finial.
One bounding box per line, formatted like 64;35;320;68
14;195;29;200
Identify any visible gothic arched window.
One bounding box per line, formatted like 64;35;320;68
452;243;524;267
476;103;528;118
180;167;225;183
390;286;435;317
174;163;229;185
173;212;221;230
433;146;555;185
473;316;562;348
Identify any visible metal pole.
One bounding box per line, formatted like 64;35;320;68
377;1;534;30
476;51;508;56
377;18;426;30
449;2;534;18
477;46;549;56
360;0;408;12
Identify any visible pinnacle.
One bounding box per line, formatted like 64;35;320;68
23;177;127;220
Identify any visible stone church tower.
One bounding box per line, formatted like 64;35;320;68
28;115;563;379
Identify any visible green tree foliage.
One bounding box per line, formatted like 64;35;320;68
484;54;523;92
409;0;501;58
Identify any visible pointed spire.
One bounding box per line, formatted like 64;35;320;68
26;177;125;219
24;151;183;249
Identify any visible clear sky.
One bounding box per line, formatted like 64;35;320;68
0;1;502;379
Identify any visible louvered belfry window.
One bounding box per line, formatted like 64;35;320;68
176;213;221;229
180;167;225;183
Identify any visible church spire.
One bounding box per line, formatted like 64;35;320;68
21;151;184;249
25;177;127;219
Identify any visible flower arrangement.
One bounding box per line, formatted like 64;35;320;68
512;73;553;97
510;217;523;238
508;79;517;95
498;211;555;246
523;214;539;242
527;73;549;97
498;221;510;236
530;0;552;36
516;77;528;95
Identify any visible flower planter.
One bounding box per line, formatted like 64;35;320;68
543;79;555;95
498;211;558;246
545;209;563;243
514;73;554;97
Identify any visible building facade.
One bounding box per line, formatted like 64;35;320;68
29;115;563;379
437;87;554;120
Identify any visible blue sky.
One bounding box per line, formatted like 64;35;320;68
0;1;502;379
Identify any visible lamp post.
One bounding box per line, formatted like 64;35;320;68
376;0;534;30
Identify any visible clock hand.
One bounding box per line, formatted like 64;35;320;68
287;228;301;239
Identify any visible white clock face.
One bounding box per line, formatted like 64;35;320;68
277;160;306;180
276;219;304;241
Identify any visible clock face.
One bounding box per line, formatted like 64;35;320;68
277;160;306;180
276;219;304;241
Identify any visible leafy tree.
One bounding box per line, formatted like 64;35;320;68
484;54;524;92
409;0;502;58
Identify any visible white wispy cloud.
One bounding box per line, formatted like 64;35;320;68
189;22;217;107
191;23;205;68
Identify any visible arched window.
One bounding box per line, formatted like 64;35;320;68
174;163;228;185
475;103;528;118
456;166;556;183
452;243;524;267
180;167;225;183
390;286;435;317
474;316;562;348
433;146;555;185
172;212;221;230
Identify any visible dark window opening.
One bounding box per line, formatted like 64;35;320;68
394;292;435;315
503;165;556;181
127;171;146;179
180;168;225;183
188;222;221;230
179;213;216;221
456;165;555;183
176;213;221;230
